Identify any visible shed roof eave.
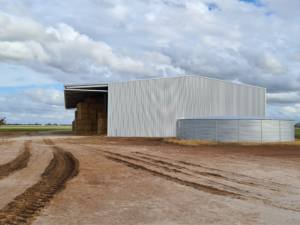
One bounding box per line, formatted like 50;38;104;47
64;84;108;89
63;75;266;90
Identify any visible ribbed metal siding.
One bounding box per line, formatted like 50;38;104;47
239;120;261;142
217;120;239;142
177;119;294;142
280;121;295;142
108;76;266;137
197;120;216;142
262;120;280;142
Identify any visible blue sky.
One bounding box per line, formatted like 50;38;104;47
0;0;300;124
239;0;261;4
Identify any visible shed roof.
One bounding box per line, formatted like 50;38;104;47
64;75;266;109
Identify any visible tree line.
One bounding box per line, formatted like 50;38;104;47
0;117;5;126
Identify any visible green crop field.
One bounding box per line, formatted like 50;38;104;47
0;126;72;131
296;128;300;138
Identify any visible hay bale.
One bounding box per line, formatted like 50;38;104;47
89;103;103;109
77;102;89;109
84;124;93;129
98;118;107;126
76;125;85;130
74;99;106;135
83;120;92;125
80;113;89;120
92;124;98;131
84;97;97;104
75;119;84;126
84;128;92;133
97;118;107;134
97;128;107;135
89;114;97;120
96;104;104;109
74;126;84;135
98;113;107;118
81;108;89;114
96;109;104;114
88;109;97;114
77;108;81;119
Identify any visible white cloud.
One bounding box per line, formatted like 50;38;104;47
0;11;45;41
258;52;287;75
260;0;300;19
267;92;300;105
284;106;298;113
0;0;300;123
0;88;73;124
0;12;161;78
20;88;64;106
241;50;287;75
283;104;300;115
290;52;300;62
145;13;156;22
0;41;50;63
142;52;171;65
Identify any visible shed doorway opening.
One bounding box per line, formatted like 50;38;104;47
64;84;108;135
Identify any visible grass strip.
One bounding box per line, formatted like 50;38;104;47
0;126;72;131
164;136;300;147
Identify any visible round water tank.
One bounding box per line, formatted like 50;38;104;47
176;117;294;142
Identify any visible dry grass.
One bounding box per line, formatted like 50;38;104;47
163;138;300;147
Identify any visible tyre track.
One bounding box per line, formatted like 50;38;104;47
134;154;274;191
43;139;55;146
80;146;245;199
0;141;31;180
0;140;79;225
106;155;244;199
133;152;290;190
81;146;300;212
98;149;246;194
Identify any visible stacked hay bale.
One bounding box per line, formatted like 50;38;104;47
73;97;105;135
98;113;107;135
72;111;77;132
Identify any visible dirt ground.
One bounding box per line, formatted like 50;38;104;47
0;131;300;224
0;131;37;137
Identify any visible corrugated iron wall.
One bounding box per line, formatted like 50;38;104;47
107;76;266;137
177;119;294;142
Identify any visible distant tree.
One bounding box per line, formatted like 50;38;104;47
0;117;6;126
295;122;300;128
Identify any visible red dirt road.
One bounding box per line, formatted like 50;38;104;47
1;132;300;224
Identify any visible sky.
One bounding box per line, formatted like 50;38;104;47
0;0;299;124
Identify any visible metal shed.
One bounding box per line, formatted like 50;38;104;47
177;117;295;142
64;75;267;137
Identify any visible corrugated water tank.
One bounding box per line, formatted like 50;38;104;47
176;117;295;142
